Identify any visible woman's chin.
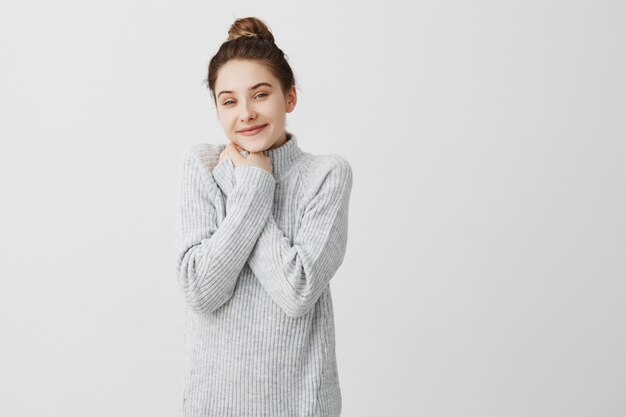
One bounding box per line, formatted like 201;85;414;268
241;143;268;154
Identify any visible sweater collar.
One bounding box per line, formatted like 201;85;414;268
263;132;303;180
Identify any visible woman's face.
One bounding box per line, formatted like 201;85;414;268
215;59;297;153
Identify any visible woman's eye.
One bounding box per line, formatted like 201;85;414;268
223;93;266;106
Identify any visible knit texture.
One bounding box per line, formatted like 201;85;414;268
175;133;353;417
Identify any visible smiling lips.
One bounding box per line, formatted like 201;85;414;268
238;124;268;136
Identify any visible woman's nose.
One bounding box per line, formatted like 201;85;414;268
239;102;256;121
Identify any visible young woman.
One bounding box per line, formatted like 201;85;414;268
175;16;353;417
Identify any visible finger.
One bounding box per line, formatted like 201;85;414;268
227;142;245;163
233;142;251;154
231;142;252;158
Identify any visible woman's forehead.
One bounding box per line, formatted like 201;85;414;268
216;60;277;91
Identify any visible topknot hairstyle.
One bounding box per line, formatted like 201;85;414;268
206;17;296;105
226;17;275;43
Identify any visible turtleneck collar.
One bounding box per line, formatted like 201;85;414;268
262;132;303;180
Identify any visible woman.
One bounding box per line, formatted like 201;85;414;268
175;16;353;417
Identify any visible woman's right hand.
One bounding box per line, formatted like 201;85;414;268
223;142;273;174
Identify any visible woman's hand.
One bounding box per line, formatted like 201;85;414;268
221;142;272;174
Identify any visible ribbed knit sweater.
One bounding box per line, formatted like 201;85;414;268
175;133;353;417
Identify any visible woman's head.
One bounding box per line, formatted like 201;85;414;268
206;17;297;153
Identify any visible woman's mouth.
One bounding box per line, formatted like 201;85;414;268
238;124;268;136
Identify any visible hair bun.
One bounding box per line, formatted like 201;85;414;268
227;17;275;43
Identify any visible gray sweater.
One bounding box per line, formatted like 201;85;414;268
175;133;353;417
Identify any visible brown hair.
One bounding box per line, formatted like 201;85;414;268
205;17;296;106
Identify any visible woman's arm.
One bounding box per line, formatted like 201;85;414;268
246;156;353;318
175;149;275;314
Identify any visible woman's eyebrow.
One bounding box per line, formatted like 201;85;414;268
218;82;273;98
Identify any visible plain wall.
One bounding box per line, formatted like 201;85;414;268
1;0;624;416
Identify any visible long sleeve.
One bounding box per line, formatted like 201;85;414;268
175;151;276;314
245;157;353;318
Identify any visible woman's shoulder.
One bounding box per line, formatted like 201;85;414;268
297;152;353;192
301;151;352;176
179;142;226;174
177;143;229;199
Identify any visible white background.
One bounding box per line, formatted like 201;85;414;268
1;1;625;416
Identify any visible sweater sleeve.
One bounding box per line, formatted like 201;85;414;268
246;157;353;318
175;151;276;314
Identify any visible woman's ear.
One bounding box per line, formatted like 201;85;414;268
285;86;297;113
